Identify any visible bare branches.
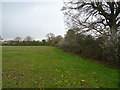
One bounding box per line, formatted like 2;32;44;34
62;0;120;37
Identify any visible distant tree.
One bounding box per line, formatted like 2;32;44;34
14;37;22;42
23;36;34;46
46;33;55;45
55;35;63;43
31;40;40;46
24;36;34;41
65;29;76;43
7;40;15;46
41;39;47;45
46;33;55;41
51;35;63;46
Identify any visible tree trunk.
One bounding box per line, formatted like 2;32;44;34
106;14;119;67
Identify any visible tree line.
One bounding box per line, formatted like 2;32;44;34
1;36;47;46
46;30;120;68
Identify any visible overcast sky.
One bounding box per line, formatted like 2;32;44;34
1;0;66;40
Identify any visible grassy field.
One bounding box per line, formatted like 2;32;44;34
2;46;118;88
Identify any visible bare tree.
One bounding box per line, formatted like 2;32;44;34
46;33;55;41
14;37;22;42
62;0;120;36
24;36;33;41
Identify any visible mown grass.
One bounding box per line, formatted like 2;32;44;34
2;46;118;88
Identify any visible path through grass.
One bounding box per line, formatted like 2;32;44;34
2;46;118;88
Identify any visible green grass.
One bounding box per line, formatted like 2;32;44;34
2;46;118;88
